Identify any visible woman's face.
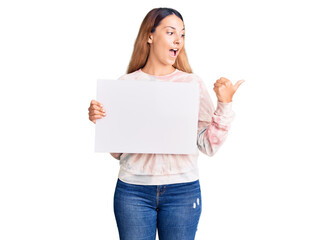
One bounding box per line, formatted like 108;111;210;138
148;14;185;66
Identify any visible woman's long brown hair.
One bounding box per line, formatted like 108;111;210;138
126;8;193;74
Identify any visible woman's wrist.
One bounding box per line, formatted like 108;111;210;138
217;98;232;103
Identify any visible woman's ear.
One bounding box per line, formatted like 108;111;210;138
148;34;153;44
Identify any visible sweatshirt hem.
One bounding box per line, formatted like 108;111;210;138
118;167;199;185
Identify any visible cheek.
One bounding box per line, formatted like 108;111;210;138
156;41;170;55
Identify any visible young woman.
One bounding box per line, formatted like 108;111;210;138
88;7;244;240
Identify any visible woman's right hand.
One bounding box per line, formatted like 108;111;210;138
88;99;106;124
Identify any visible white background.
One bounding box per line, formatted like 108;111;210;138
1;0;332;239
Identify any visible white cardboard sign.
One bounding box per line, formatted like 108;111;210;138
95;79;199;154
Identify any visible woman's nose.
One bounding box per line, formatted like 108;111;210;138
174;34;181;44
174;36;181;44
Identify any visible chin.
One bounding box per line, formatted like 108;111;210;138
167;58;177;65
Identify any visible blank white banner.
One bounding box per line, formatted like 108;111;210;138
95;79;199;154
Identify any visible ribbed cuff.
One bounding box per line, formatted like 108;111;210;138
215;101;233;116
212;101;235;127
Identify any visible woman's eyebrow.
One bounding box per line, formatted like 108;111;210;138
164;26;185;30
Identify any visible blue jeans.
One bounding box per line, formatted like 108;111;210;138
113;178;202;240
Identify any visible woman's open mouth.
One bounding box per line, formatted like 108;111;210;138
169;48;178;58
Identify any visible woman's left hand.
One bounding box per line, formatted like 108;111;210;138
213;77;245;103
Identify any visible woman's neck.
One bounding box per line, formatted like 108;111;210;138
141;61;176;76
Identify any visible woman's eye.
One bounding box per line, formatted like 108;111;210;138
167;32;185;37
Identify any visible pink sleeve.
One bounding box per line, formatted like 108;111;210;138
196;75;235;156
